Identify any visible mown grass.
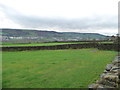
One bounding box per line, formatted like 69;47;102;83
2;48;117;88
1;41;113;47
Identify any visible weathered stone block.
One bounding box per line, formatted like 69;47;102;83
101;74;118;83
106;64;113;71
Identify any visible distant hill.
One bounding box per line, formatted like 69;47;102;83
1;28;109;43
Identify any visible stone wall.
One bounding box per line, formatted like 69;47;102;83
2;43;119;51
88;55;120;89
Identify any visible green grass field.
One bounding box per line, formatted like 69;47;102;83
2;48;117;88
1;42;74;47
1;41;113;47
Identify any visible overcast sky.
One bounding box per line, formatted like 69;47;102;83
0;0;119;36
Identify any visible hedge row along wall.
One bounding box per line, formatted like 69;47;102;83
1;43;120;51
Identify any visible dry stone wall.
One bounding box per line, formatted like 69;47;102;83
2;43;119;51
88;55;120;89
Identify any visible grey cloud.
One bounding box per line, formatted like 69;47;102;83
0;4;117;31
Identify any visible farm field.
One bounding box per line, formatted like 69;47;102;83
1;42;76;47
1;41;113;47
2;48;117;88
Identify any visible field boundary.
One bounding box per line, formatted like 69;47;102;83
88;55;120;88
1;43;119;51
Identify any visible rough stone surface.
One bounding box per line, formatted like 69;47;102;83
106;64;113;71
88;55;120;89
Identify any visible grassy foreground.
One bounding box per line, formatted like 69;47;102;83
2;49;117;88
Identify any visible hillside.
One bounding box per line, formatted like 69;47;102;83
1;28;109;43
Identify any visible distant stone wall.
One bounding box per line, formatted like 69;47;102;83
88;56;120;89
1;43;119;51
97;44;119;51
